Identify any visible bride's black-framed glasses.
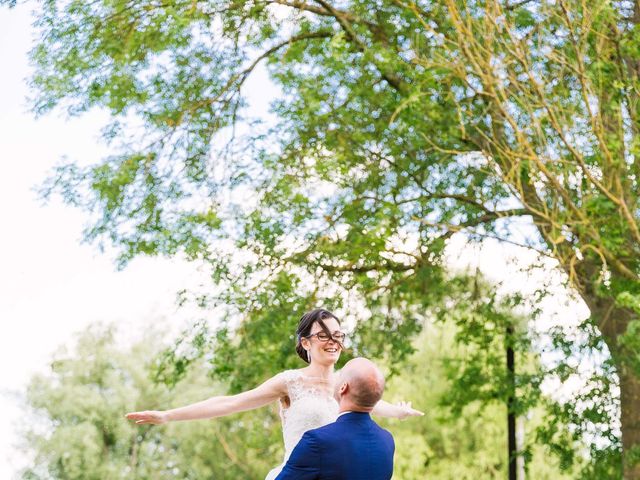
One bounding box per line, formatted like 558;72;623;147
306;331;347;343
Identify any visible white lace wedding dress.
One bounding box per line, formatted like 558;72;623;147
265;369;340;480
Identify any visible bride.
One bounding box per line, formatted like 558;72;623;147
126;308;423;478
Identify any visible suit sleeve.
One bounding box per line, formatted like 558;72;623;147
274;431;321;480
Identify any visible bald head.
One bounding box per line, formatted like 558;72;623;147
335;358;385;411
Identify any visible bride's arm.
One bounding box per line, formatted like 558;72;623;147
125;373;287;425
371;399;424;420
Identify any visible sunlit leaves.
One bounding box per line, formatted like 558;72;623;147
21;325;280;479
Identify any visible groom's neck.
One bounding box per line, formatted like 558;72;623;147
339;399;373;414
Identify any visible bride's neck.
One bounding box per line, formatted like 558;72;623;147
305;362;335;379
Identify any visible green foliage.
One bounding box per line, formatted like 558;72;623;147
414;275;624;479
382;323;575;479
20;324;280;479
534;320;623;479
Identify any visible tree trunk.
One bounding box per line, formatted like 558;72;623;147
620;366;640;479
507;324;517;480
586;295;640;479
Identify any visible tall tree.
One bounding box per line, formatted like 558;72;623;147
383;306;578;479
20;324;282;479
7;0;640;475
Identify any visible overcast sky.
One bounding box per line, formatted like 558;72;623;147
0;5;214;476
0;3;589;478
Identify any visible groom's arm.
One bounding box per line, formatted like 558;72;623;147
275;431;321;480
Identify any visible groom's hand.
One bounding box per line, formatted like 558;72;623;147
396;401;424;419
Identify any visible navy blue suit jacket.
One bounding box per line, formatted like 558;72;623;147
275;411;395;480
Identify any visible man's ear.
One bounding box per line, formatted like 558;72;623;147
340;382;349;395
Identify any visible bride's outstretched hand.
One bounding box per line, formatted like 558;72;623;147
125;410;169;425
396;401;424;420
371;398;424;419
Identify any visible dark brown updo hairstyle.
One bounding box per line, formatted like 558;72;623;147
295;308;342;363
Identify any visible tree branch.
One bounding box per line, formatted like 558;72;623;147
190;31;332;113
302;0;408;93
316;260;416;273
414;208;530;233
504;0;536;10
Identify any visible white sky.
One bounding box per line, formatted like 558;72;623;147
0;4;590;478
0;5;212;477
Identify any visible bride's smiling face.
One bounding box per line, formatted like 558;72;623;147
304;317;344;365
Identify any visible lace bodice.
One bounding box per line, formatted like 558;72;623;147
278;369;340;461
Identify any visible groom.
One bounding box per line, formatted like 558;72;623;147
275;358;395;480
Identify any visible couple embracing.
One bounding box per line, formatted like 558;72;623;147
126;308;424;479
